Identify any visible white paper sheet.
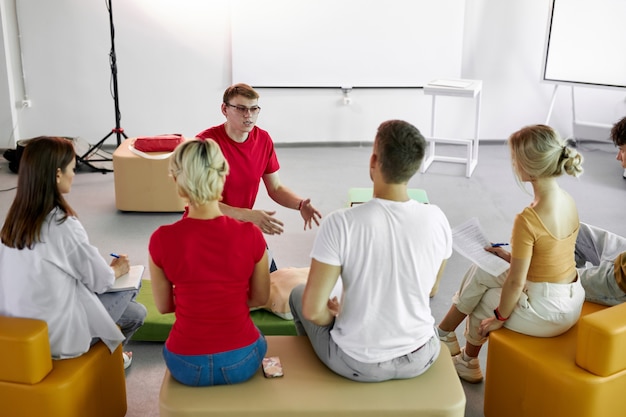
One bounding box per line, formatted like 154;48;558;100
452;218;510;277
107;265;144;292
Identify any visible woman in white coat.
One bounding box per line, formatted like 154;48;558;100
0;136;145;367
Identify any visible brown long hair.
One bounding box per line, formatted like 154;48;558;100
1;136;77;249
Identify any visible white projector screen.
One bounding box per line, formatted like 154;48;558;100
543;0;626;88
231;0;465;88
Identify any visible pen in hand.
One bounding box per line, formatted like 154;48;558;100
488;243;511;263
109;253;130;278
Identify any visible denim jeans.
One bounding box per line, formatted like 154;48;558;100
163;333;267;386
96;284;147;347
289;284;441;382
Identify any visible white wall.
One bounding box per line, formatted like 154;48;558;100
0;0;19;147
231;0;465;88
462;0;626;142
0;0;625;149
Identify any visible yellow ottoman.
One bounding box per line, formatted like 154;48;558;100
0;316;127;417
484;302;626;417
160;336;466;417
112;138;186;212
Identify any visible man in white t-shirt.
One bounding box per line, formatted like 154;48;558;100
289;119;452;382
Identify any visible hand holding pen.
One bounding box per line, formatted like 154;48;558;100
484;243;511;263
109;253;130;278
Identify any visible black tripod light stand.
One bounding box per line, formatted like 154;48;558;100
78;0;128;172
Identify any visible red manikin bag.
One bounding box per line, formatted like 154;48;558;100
133;134;184;152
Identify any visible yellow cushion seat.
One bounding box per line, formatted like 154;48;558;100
484;302;626;417
0;316;127;417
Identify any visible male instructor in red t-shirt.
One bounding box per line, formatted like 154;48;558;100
196;83;322;271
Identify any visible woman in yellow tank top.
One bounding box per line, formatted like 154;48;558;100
436;124;585;383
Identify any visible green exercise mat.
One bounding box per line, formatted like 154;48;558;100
348;187;429;206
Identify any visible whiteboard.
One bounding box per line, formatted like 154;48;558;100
543;0;626;88
231;0;465;88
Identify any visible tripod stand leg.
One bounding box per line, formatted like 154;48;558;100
79;131;114;161
77;131;116;173
80;0;129;174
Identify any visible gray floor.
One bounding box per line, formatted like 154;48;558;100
1;139;624;417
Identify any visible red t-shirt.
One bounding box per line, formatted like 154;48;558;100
149;215;266;355
196;124;280;209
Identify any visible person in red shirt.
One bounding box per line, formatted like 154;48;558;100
196;83;322;270
149;139;270;386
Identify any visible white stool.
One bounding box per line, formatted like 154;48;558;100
420;79;482;178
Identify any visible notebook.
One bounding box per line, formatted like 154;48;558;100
107;265;145;292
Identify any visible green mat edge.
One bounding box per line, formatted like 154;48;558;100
348;187;429;205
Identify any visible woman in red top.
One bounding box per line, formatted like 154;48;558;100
149;139;270;386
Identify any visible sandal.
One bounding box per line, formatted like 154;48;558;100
123;351;133;369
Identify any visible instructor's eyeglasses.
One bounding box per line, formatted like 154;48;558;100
225;103;261;115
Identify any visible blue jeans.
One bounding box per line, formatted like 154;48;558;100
96;284;147;347
163;333;267;386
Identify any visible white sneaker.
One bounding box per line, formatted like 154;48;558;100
452;348;483;383
123;351;133;370
437;329;461;356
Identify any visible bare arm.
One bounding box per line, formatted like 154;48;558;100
484;245;512;263
110;253;130;278
479;256;530;336
302;259;342;326
218;201;284;235
496;256;530;318
263;171;322;230
149;256;176;314
429;259;448;298
248;252;271;308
